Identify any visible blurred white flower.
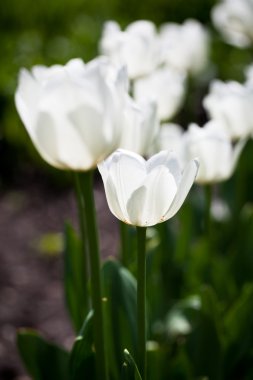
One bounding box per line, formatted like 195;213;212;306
184;121;245;184
211;198;231;222
212;0;253;48
203;80;253;140
120;96;159;156
99;20;161;79
133;67;186;121
159;19;209;75
166;310;192;337
15;57;127;171
153;123;184;156
98;149;199;227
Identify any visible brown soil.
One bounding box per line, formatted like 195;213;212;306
0;174;119;380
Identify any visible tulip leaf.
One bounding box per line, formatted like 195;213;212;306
63;222;88;332
17;328;70;380
122;349;142;380
146;342;168;380
223;283;253;378
69;310;95;380
186;289;222;380
102;259;137;379
166;289;222;380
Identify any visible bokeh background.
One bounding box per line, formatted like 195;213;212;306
1;0;253;183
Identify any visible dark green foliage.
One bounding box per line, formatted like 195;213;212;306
17;329;70;380
63;223;89;333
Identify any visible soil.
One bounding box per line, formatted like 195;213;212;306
0;172;119;380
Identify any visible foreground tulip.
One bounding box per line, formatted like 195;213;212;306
184;121;245;184
100;20;161;79
211;0;253;48
133;67;186;121
98;149;199;227
203;80;253;140
15;57;127;171
159;19;209;75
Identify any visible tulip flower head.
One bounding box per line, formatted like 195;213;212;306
98;149;199;227
153;123;184;158
133;66;186;121
203;80;253;140
100;20;161;79
119;96;158;156
184;121;245;184
211;0;253;48
15;57;127;171
159;19;209;75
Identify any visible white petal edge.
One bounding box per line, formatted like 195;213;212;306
164;158;199;220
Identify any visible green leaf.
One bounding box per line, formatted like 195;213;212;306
187;287;222;380
102;259;137;379
223;283;253;378
17;329;70;380
69;310;95;380
200;285;222;339
146;342;168;380
166;290;222;380
63;222;88;332
122;349;142;380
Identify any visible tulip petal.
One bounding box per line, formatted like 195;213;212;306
227;138;247;179
126;185;147;226
15;69;40;134
127;165;177;226
34;112;65;169
69;104;117;167
36;80;111;170
103;173;127;222
147;150;182;185
108;150;147;217
164;158;199;220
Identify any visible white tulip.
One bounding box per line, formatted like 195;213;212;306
212;0;253;48
153;123;184;158
133;67;186;121
15;57;127;171
98;149;199;227
203;80;253;140
99;20;161;79
159;19;209;75
120;96;158;156
184;121;244;184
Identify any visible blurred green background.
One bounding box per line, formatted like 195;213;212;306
2;0;253;185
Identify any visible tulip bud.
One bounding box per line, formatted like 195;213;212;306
203;80;253;140
133;67;186;122
98;149;198;226
184;121;245;184
212;0;253;48
100;20;161;79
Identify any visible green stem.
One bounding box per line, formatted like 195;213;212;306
204;185;212;237
137;226;147;380
120;221;129;267
73;172;89;317
81;170;108;380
